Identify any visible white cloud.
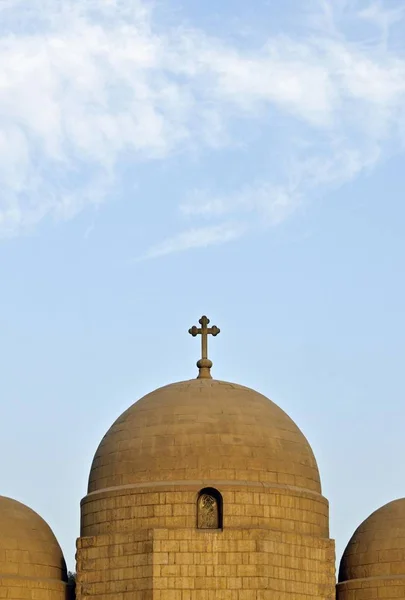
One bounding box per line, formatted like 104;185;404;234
0;0;404;248
139;222;245;260
180;184;300;226
175;36;336;127
178;141;381;236
358;1;405;47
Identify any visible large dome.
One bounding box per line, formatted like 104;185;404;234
88;378;321;494
78;322;334;600
0;496;67;599
339;498;405;583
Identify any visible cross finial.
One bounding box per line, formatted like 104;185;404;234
188;315;220;379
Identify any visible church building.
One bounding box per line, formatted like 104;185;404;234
1;316;404;599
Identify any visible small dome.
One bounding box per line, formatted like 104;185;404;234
0;496;67;582
339;498;405;582
88;378;321;494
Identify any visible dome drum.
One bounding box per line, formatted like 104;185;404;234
81;482;330;539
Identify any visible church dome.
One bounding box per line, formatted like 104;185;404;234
79;317;334;599
0;496;67;590
338;498;405;583
88;378;321;494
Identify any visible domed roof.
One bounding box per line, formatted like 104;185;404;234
88;378;321;495
339;498;405;582
0;496;67;581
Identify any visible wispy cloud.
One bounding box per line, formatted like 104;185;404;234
358;1;405;48
139;222;245;260
180;184;300;226
0;0;404;251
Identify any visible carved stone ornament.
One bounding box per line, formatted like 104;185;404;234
198;493;219;529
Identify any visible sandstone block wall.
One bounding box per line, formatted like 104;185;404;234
337;577;405;600
337;499;405;599
78;483;335;598
77;530;153;598
87;379;322;497
76;527;335;600
0;576;66;599
81;484;330;539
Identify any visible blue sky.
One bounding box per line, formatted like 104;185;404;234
0;0;405;571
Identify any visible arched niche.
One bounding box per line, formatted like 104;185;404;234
197;488;223;530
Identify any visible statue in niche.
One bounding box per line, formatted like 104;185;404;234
197;493;219;529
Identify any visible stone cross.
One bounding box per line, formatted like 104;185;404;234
189;315;220;379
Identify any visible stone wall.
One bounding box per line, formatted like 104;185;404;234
337;577;405;600
76;527;335;600
76;530;153;598
0;576;66;599
81;484;330;539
